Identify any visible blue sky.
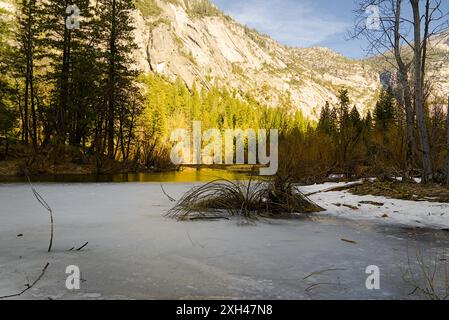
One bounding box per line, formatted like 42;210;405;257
211;0;449;59
211;0;365;58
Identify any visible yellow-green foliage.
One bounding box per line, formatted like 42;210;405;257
244;26;269;49
140;74;312;147
136;0;162;18
186;0;221;18
0;7;17;135
181;49;197;65
231;63;245;77
166;0;182;5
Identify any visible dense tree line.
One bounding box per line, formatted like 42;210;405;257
0;0;141;168
0;6;17;157
0;0;308;170
353;0;449;184
1;0;308;172
140;76;449;183
1;0;448;183
279;87;449;184
140;74;308;168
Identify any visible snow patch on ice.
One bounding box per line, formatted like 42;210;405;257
299;182;449;229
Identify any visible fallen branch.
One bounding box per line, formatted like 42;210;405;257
67;241;89;252
303;268;346;280
305;282;339;292
27;176;54;252
359;201;385;207
76;242;89;251
186;232;205;248
0;262;50;300
160;184;176;202
188;216;230;221
341;238;358;244
305;181;364;197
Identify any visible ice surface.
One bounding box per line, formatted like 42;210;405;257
0;182;448;300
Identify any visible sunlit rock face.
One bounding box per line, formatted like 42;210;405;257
130;0;380;119
3;0;449;118
132;1;449;118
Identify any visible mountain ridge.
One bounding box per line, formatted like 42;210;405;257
2;0;449;118
131;0;384;118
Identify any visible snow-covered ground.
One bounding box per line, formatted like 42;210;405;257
0;182;448;300
299;182;449;229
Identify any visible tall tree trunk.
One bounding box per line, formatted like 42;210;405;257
119;105;125;159
27;0;37;150
398;71;414;181
411;0;433;183
394;0;414;182
4;130;9;159
30;56;37;151
22;0;38;145
15;80;24;142
58;11;71;145
421;0;430;92
446;96;449;186
107;96;115;158
125;100;136;161
24;52;29;144
107;0;117;159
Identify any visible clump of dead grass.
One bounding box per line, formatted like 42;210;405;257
166;174;324;221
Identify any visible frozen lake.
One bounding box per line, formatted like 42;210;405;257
1;182;448;300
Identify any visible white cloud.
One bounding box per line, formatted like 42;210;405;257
213;0;350;47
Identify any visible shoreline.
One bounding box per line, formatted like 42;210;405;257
0;166;253;183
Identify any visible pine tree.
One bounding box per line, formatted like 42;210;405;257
364;110;373;131
15;0;41;147
374;88;395;130
39;0;94;144
318;101;336;135
337;88;351;163
0;7;16;158
97;0;139;159
346;106;363;160
349;106;362;132
338;88;350;130
0;7;13;105
361;110;373;156
66;2;99;146
330;107;338;134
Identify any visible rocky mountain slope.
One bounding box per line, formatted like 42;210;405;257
2;0;449;118
132;0;381;118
